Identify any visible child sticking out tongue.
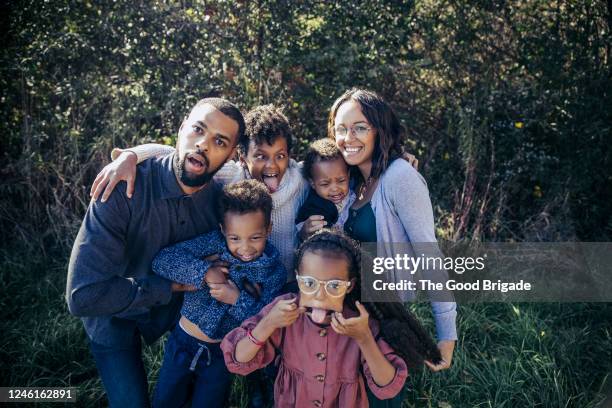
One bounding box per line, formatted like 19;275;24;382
262;174;280;193
308;307;331;324
296;250;351;326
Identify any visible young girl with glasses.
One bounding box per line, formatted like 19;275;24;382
221;229;441;407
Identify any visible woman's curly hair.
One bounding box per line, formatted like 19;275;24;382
295;229;442;369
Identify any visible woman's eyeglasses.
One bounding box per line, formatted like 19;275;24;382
333;124;372;138
295;274;352;297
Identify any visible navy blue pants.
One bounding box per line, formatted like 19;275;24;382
153;324;232;408
89;333;150;408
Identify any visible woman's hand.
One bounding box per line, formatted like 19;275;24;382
90;151;138;202
425;340;455;371
261;298;305;330
331;301;372;344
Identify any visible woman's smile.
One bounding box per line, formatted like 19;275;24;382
342;145;365;158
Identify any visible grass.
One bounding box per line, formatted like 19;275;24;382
1;243;611;408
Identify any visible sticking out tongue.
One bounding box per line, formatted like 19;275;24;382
310;307;329;324
262;176;279;193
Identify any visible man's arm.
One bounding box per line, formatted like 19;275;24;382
66;185;173;317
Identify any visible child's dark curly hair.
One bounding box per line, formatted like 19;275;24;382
295;229;442;369
294;227;362;277
239;104;293;157
218;179;273;227
302;138;345;181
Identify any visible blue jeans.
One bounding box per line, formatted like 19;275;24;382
153;324;233;408
89;333;150;408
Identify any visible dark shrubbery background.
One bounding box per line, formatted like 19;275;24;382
2;0;611;247
1;1;611;406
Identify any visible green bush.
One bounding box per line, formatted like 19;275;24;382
1;1;611;406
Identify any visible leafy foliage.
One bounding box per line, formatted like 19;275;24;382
1;1;611;406
2;0;611;245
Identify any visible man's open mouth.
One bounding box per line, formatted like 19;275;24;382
186;153;208;172
262;172;280;192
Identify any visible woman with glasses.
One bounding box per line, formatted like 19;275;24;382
328;88;458;406
222;229;441;408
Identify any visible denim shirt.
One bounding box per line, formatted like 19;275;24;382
152;229;286;340
66;153;221;346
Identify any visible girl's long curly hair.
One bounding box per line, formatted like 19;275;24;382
295;229;442;369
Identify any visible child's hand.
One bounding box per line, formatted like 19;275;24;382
262;298;305;330
90;150;138;202
302;215;326;237
204;260;230;286
331;301;372;344
171;282;198;292
209;280;240;305
401;151;419;170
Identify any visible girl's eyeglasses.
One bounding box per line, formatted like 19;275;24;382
295;274;352;298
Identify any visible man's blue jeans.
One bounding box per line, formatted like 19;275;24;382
152;324;232;408
89;333;150;408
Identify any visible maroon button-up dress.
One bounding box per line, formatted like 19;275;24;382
221;294;408;407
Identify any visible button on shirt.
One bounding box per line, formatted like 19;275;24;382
66;153;221;346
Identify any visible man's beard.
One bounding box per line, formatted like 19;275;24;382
174;151;219;188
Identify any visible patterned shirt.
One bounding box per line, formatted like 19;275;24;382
152;229;286;340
